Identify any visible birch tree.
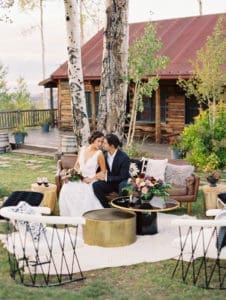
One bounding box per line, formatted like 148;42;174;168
127;22;169;146
64;0;90;146
97;0;129;140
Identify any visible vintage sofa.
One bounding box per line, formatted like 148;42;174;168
55;154;200;215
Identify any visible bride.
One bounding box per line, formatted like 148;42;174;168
59;131;106;217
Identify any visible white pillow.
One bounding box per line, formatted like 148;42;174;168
165;163;194;186
10;201;46;242
145;159;168;181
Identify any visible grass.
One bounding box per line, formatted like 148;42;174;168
0;152;225;299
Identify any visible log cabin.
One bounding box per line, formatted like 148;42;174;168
39;13;226;143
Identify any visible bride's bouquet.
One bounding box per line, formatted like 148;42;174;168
65;168;83;182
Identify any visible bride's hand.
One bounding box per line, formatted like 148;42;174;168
95;171;106;181
83;177;92;184
62;175;69;183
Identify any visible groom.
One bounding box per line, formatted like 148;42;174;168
93;133;131;208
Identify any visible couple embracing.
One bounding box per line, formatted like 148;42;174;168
59;131;130;217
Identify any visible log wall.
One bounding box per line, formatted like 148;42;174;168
57;81;185;143
58;80;73;130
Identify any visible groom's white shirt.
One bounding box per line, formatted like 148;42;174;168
107;149;118;171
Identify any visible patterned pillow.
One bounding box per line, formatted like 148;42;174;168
10;201;46;242
165;163;194;186
145;159;168;181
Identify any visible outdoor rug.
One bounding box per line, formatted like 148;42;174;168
3;212;225;274
0;213;192;273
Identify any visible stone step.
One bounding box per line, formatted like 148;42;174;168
10;143;58;158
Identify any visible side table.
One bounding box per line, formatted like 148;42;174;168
202;184;226;211
31;183;57;213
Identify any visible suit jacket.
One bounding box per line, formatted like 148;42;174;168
104;149;130;184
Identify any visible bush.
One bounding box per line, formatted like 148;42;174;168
178;104;226;171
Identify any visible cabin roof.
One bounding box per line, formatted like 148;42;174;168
45;13;226;83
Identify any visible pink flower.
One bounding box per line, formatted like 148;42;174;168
144;179;154;187
141;186;148;194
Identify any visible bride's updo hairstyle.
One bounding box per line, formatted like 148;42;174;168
104;134;122;148
88;131;104;144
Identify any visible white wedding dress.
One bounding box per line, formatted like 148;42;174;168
59;147;103;217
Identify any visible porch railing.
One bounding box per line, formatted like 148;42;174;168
0;109;58;130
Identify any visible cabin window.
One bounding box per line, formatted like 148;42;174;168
85;92;92;118
85;91;100;118
95;91;99;115
185;96;207;124
136;96;166;123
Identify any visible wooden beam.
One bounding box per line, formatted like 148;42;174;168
155;88;161;143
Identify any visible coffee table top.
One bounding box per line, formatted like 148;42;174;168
111;196;179;213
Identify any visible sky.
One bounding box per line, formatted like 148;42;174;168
0;0;225;97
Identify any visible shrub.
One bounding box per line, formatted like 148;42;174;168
178;104;226;171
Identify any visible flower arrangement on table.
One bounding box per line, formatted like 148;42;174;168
123;175;171;201
64;168;83;182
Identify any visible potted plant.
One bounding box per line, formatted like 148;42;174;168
12;125;28;144
40;117;51;133
170;136;182;159
206;170;221;187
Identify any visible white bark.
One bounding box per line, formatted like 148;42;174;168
64;0;90;146
97;0;129;140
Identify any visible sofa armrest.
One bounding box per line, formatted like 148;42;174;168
186;174;195;195
55;155;78;196
185;173;200;198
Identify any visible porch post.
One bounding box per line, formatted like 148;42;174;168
155;88;161;143
49;87;54;127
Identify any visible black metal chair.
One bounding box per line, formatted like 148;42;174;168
0;205;86;287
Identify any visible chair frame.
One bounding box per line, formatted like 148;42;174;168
0;206;86;287
172;217;226;289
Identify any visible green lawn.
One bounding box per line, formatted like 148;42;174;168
0;153;225;299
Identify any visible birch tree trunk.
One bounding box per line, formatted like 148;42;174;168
64;0;90;146
97;0;129;140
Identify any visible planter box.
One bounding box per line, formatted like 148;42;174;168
41;124;50;133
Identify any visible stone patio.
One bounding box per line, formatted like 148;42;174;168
6;127;171;159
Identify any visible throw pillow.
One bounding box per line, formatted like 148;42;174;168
165;163;194;186
10;201;46;242
144;159;168;181
1;191;43;208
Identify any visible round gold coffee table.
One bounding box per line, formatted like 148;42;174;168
111;196;179;235
82;208;136;247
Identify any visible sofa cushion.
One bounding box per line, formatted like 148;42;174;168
168;184;187;196
144;158;168;181
165;163;194;186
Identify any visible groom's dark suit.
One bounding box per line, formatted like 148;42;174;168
93;149;130;208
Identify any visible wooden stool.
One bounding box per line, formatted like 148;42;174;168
82;208;136;247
